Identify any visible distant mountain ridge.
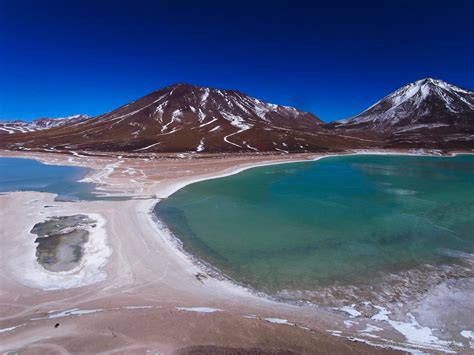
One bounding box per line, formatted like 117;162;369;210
1;79;473;153
0;114;89;135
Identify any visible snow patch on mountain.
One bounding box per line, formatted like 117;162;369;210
220;111;252;130
196;139;205;152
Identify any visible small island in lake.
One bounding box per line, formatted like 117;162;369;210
31;215;96;272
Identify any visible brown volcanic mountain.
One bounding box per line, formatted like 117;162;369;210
330;78;474;149
1;83;364;153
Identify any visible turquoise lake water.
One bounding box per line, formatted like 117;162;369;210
0;157;100;200
156;155;474;292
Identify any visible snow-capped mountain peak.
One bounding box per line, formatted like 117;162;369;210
336;78;474;130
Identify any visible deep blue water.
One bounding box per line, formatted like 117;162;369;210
0;157;100;200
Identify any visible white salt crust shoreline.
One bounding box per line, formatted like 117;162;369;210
0;149;473;353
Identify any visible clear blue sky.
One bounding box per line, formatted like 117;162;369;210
1;0;473;122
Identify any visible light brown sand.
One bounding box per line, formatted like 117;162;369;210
0;150;401;354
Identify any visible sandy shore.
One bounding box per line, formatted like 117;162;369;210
1;149;471;354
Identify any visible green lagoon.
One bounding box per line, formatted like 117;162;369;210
156;155;474;293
